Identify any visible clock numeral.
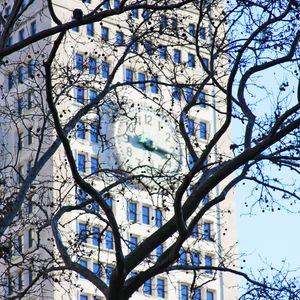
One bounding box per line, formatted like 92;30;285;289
145;114;152;125
126;123;135;134
165;132;171;142
127;147;133;157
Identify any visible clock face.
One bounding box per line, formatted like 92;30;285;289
114;107;181;175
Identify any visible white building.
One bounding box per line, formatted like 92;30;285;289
0;1;238;300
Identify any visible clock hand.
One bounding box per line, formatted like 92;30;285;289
137;135;171;157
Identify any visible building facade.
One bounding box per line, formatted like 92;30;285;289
0;1;238;299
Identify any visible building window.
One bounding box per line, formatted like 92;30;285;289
77;121;85;139
179;249;187;265
18;97;25;115
188;23;195;36
77;189;87;204
105;230;113;249
75;53;83;71
203;194;209;205
144;40;154;55
207;291;214;300
89;57;96;74
181;284;188;300
142;206;150;224
79;260;87;278
131;8;138;19
157;278;165;298
17;271;23;290
188;53;195;68
27;127;32;145
79;223;87;243
30;21;36;35
75;87;84;104
104;194;112;208
160;15;167;29
185;87;193;103
203;58;209;69
129;236;138;251
116;31;123;46
114;0;120;8
91;157;98;175
19;29;25;41
92;226;100;246
156;244;163;258
159;46;167;59
106;266;113;284
142;9;149;20
144;279;152;295
198;91;206;108
18;132;23;150
188;154;194;170
90;123;98;143
77;153;86;172
199;122;207;140
93;263;101;278
138;73;146;90
16;235;24;254
89;89;97;102
129;40;138;52
128;202;137;222
192;224;198;237
87;23;94;36
205;255;212;274
83;0;91;3
125;69;133;82
101;26;109;41
101;62;109;79
172;86;181;100
8;73;14;90
150;76;158;93
193;288;201;300
199;27;206;40
155;209;162;227
27;268;33;285
191;252;199;266
203;223;211;240
28;60;35;78
18;66;26;83
102;0;109;9
187;119;194;136
174;49;181;63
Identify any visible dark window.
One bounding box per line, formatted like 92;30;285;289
77;121;85;139
77;189;87;204
192;225;198;237
17;271;23;290
105;230;113;249
129;236;138;251
75;87;84;104
174;49;181;63
188;154;194;170
80;295;88;300
75;54;83;71
131;8;138;19
18;66;26;83
116;31;123;46
30;21;36;35
156;244;163;258
101;26;109;41
27;127;32;144
185;87;193;103
207;291;214;300
77;154;86;172
188;53;195;68
142;9;149;20
102;1;109;9
92;226;100;246
79;260;87;278
144;40;154;55
89;57;96;74
89;89;97;102
106;266;113;284
8;73;14;90
86;23;94;36
159;46;167;59
125;69;133;82
205;255;212;274
28;60;35;78
188;23;195;36
102;62;109;79
171;18;178;31
90;123;98;143
144;279;152;295
199;27;206;40
199;122;207;139
181;285;188;300
104;195;112;208
193;288;201;300
198;91;206;108
203;194;209;204
128;202;137;222
187;119;194;136
79;223;87;243
138;73;146;90
71;18;79;32
179;249;187;265
150;76;158;93
203;58;209;69
93;263;101;277
142;206;150;224
91;157;98;175
203;222;211;240
28;229;33;248
160;15;167;29
19;29;25;41
114;0;120;8
172;86;181;100
155;209;162;227
157;279;165;298
191;252;200;266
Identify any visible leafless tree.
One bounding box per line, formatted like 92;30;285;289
0;0;300;299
